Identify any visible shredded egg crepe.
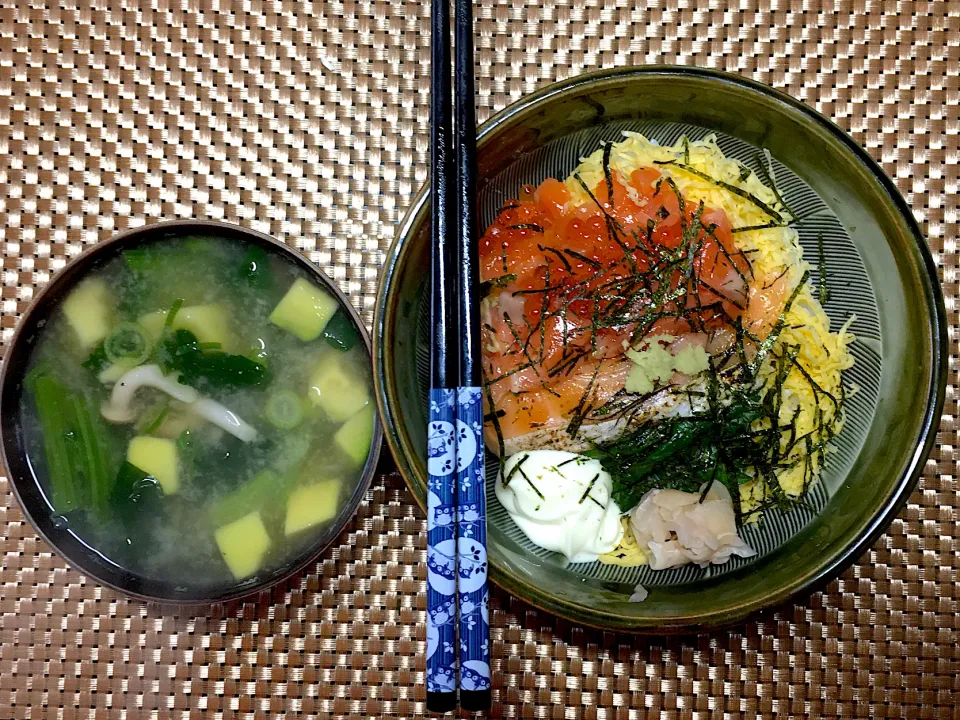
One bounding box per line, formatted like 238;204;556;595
598;517;648;567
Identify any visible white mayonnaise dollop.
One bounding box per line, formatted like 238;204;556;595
495;450;623;563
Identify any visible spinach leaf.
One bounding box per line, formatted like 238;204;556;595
111;461;165;521
159;328;270;392
585;393;766;517
177;429;275;493
82;343;110;374
31;374;115;515
322;310;359;352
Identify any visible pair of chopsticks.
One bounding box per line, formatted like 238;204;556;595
425;0;490;711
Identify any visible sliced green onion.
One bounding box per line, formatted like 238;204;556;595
142;407;170;435
164;298;184;329
103;322;150;365
136;397;171;435
265;389;304;430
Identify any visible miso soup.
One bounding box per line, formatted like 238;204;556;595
18;235;375;590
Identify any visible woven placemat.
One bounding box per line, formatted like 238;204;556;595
1;0;958;717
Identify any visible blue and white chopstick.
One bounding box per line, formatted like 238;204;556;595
426;0;489;708
425;0;458;706
426;390;458;708
454;389;490;706
453;0;490;705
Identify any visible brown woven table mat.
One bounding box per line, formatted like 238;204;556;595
1;1;958;717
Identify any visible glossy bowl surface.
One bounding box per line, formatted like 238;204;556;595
374;66;946;631
0;220;383;604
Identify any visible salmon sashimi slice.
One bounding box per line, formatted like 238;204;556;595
480;166;781;456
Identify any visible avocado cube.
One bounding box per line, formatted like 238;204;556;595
308;355;370;422
334;405;375;466
284;479;342;536
62;278;113;349
214;512;271;579
127;436;179;494
269;278;339;341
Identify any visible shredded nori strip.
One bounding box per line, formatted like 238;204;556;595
754;150;795;220
484;383;506;474
566;361;600;438
763;266;789;290
655;159;786;224
817;232;829;304
537;262;552;363
501;311;560;398
732;221;782;234
602;141;615;208
700;220;752;283
563;248;602;269
572;171;634;271
483;360;536;388
578;473;601;504
480;273;518;297
503;453;529;486
746;270;810;380
517;465;544;499
539;244;573;273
